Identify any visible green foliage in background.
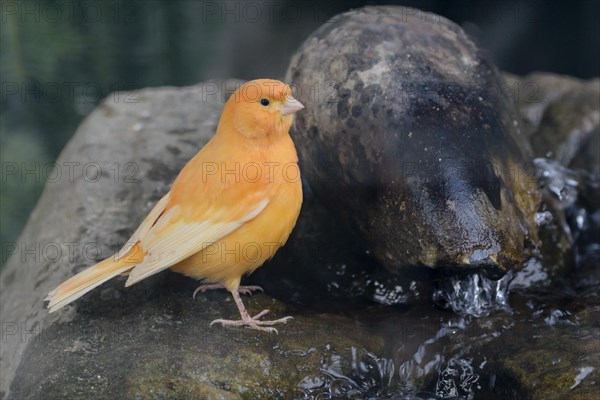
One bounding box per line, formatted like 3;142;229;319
0;0;222;264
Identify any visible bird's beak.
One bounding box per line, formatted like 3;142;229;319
280;96;305;115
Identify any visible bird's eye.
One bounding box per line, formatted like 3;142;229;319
260;98;270;106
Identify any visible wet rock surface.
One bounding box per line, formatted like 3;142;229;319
8;274;385;400
507;73;600;291
286;6;540;276
480;292;600;400
506;73;600;175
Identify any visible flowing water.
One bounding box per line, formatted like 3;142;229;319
271;158;599;399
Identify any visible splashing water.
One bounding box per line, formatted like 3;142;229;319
367;279;421;306
297;347;403;399
536;158;581;207
535;158;600;288
421;159;599;317
435;358;480;399
511;258;549;289
432;271;513;317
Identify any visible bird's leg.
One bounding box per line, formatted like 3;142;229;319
193;283;263;299
210;290;293;333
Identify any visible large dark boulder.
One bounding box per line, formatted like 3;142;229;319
286;6;540;275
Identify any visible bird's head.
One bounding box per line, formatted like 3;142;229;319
223;79;304;140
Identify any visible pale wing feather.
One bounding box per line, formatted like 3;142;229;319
48;265;133;312
124;199;269;286
116;192;172;260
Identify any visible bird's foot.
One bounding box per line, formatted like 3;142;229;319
210;310;293;334
193;283;263;299
236;285;264;295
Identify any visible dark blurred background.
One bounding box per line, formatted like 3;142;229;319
1;0;599;264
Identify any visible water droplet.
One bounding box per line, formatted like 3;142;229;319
534;211;553;226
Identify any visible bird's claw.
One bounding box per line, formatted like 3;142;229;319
210;311;293;333
193;284;264;299
237;285;264;295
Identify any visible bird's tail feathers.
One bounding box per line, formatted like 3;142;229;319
45;243;145;312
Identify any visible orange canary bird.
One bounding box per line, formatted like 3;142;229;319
46;79;304;332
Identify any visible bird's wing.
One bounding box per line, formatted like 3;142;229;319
116;192;172;260
124;197;269;286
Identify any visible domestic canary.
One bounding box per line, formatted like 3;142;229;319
46;79;305;332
